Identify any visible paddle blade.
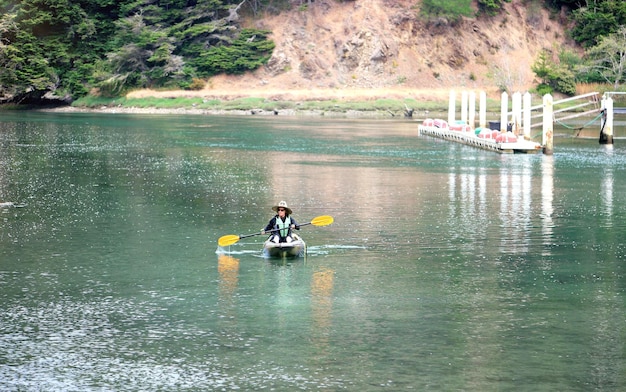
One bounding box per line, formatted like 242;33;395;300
310;215;334;226
218;234;241;247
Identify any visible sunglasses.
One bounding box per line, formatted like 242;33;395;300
278;208;286;211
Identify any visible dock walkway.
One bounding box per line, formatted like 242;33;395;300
418;124;543;154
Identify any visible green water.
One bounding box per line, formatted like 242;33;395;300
1;112;625;391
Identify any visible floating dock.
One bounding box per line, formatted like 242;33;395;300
417;90;622;154
418;123;543;154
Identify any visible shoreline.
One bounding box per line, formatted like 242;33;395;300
38;104;444;119
34;85;467;118
28;84;512;119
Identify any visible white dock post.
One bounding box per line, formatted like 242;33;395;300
461;91;468;124
512;92;522;135
479;91;487;128
500;92;509;132
542;94;554;155
448;90;455;125
523;92;532;140
469;91;476;129
600;97;614;144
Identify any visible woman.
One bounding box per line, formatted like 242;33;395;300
262;201;300;243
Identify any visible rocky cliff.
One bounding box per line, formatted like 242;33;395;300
130;0;577;102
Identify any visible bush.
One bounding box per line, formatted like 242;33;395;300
531;49;577;96
477;0;507;16
535;83;553;96
553;69;577;96
192;29;275;76
187;78;206;91
420;0;474;22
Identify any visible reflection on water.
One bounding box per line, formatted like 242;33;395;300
217;254;239;308
310;267;334;364
541;155;555;253
445;154;542;255
601;147;614;229
1;112;626;391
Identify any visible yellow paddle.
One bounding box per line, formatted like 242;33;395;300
218;215;334;247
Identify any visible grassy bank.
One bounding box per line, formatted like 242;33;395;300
72;95;450;113
70;95;507;116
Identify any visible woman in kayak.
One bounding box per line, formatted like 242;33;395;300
262;200;300;243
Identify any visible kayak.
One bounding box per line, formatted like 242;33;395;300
262;234;306;258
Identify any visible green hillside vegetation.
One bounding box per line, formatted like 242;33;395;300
0;0;624;105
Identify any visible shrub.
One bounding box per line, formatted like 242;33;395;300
531;49;577;96
187;78;206;91
420;0;474;22
191;29;275;76
535;83;553;96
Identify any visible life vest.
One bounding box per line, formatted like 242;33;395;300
276;216;291;238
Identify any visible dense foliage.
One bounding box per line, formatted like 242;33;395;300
529;1;626;95
532;49;577;95
0;0;624;102
0;0;274;101
569;0;626;47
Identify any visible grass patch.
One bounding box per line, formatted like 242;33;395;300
69;95;458;114
72;95;124;107
577;83;626;97
420;0;475;22
221;97;268;110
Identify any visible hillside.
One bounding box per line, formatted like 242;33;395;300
127;0;577;103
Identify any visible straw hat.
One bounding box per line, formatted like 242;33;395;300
272;200;292;215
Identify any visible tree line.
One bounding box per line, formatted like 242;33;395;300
0;0;277;104
0;0;624;104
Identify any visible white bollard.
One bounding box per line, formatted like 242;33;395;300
461;91;468;124
500;92;509;132
448;90;455;125
542;94;553;154
479;91;487;129
523;92;532;140
469;91;476;129
600;97;614;144
512;92;522;135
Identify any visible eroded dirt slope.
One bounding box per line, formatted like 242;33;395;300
128;0;576;102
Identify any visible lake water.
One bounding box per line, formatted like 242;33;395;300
1;112;625;391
